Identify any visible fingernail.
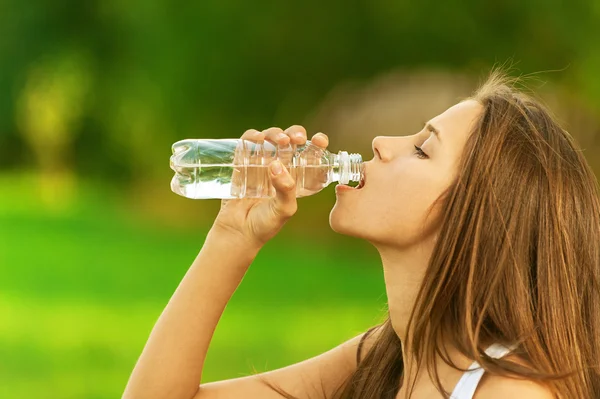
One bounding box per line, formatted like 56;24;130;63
270;161;282;175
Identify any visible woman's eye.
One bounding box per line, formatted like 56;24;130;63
413;145;428;159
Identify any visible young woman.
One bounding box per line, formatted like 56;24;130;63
123;70;600;399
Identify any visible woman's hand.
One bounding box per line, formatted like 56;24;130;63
210;125;329;250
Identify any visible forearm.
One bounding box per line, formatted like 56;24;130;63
123;229;261;399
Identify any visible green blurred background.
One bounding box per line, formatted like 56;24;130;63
2;1;600;398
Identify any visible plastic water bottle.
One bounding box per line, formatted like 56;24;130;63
169;138;363;199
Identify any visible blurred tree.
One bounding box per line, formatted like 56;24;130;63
15;48;92;208
0;0;598;185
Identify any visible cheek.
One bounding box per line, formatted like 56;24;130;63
370;185;435;230
330;161;452;243
360;167;447;240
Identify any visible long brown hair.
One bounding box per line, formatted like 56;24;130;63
257;69;600;398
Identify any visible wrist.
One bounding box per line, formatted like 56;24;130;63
206;225;263;257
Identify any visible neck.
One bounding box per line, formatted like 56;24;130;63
376;238;434;344
374;236;482;392
375;235;442;382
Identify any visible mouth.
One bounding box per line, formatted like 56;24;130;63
357;170;365;189
346;168;366;189
356;165;366;189
336;165;366;193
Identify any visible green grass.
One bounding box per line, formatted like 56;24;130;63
0;174;387;399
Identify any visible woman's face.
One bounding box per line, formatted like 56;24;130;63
329;100;483;248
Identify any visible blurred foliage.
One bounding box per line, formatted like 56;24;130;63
1;0;599;182
1;1;600;398
0;174;384;398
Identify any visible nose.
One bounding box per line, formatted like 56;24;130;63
372;136;390;161
373;135;415;161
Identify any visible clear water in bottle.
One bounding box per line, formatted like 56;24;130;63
170;139;363;199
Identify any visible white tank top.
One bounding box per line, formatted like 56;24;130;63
450;343;515;399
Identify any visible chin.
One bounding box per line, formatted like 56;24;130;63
329;202;360;237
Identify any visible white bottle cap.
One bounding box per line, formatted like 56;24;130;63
339;151;350;184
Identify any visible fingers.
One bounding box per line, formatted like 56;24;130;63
283;125;307;146
262;127;289;147
236;126;329;199
268;160;298;218
281;126;330;150
310;132;329;148
243;126;329;149
240;129;263;142
263;125;306;148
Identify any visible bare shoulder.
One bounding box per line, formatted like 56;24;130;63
475;375;553;398
474;354;553;399
356;323;385;363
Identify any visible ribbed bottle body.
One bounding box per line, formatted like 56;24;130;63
170;139;363;199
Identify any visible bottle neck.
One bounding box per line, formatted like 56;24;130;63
332;151;363;184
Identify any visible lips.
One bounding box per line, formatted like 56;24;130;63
337;166;366;192
356;168;366;189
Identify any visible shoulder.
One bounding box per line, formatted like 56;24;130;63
474;353;553;399
356;324;384;364
474;374;553;398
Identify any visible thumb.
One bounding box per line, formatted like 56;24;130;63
268;160;297;217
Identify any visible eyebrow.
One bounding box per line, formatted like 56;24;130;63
425;122;441;142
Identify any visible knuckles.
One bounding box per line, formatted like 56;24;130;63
264;127;284;135
244;125;311;141
285;125;307;134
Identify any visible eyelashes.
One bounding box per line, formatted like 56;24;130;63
415;122;432;159
414;144;428;159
